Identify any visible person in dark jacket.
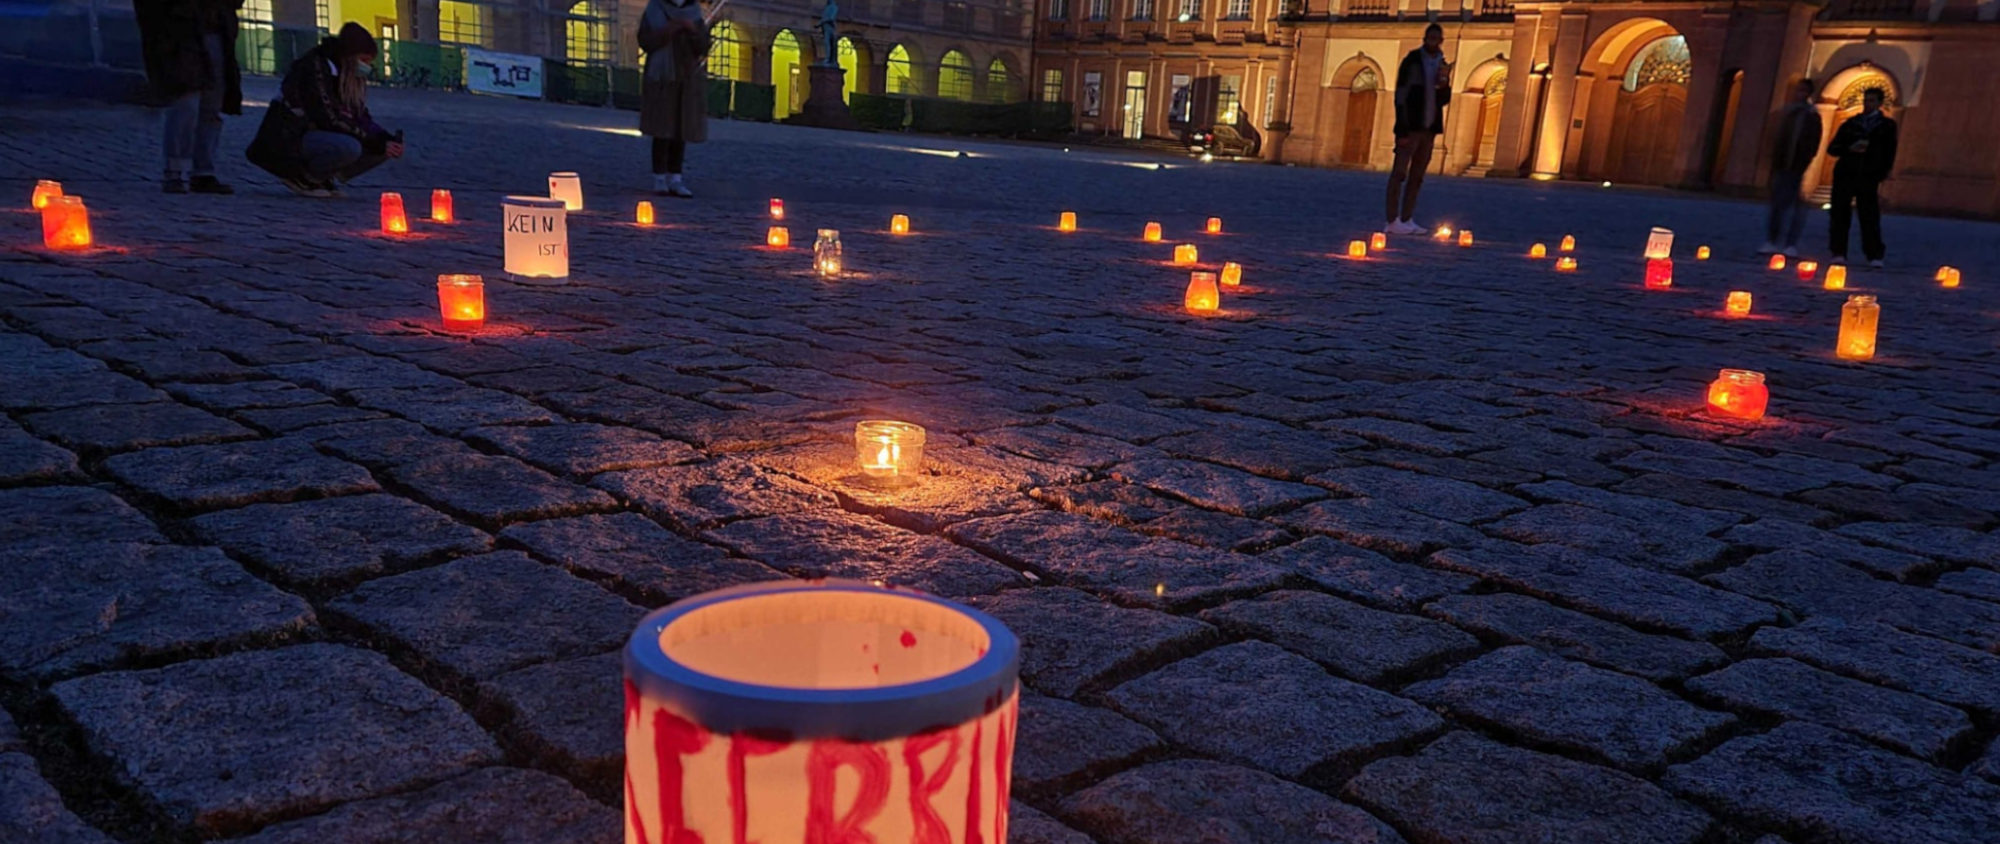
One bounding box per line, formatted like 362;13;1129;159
279;23;403;197
1383;23;1452;235
1760;78;1820;257
1826;87;1897;267
135;0;244;194
638;0;710;197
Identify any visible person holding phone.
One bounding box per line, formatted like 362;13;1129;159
1384;23;1452;235
1825;87;1897;268
638;0;712;198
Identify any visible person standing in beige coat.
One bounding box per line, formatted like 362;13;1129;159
639;0;711;197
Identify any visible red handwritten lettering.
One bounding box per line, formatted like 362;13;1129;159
902;728;962;844
653;707;711;844
805;741;891;844
964;720;984;844
728;733;789;844
993;704;1016;844
625;681;652;844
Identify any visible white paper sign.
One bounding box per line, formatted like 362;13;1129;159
1645;226;1674;260
467;48;544;99
503;196;568;282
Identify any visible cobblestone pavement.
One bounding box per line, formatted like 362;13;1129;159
4;79;2000;843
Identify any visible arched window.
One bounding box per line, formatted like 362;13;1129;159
986;58;1014;103
938;49;974;101
838;37;861;102
1623;35;1689;91
887;44;916;95
772;30;803;118
1350;67;1378;92
708;21;748;82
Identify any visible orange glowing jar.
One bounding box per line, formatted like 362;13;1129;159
1556;256;1578;272
1560;235;1576;252
768;198;784;220
1457;230;1474;247
436;274;486;331
430;189;454;223
1768;254;1786;271
380;192;408;234
1143;222;1162;242
1707;369;1768;420
1347;240;1367;259
1823;265;1846;290
1935;265;1952;283
636;201;655;226
1837;294;1879;360
1173;243;1198;265
1942;268;1961;289
1529;243;1547;259
1058;211;1077;232
1644;257;1673;289
1696;245;1711;260
40;195;91;250
1434;225;1453;241
31;179;61;210
1725;291;1752;317
1220;261;1242;287
1184;271;1220;314
1796;260;1818;280
1370;232;1387;251
766;226;790;248
890;214;910;234
1206;217;1222;234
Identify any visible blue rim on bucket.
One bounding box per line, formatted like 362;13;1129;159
625;580;1020;743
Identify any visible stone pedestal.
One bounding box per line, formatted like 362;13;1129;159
795;64;860;131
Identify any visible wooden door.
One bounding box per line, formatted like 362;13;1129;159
1609;83;1686;186
1341;90;1376;166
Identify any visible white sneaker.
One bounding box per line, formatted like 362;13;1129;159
1869;259;1884;269
1392;220;1423;235
1756;242;1779;254
667;175;692;199
1782;246;1798;258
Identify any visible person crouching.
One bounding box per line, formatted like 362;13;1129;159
278;22;404;196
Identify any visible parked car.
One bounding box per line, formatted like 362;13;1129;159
1188;124;1260;158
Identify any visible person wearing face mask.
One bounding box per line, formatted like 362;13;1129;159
638;0;712;198
275;22;405;197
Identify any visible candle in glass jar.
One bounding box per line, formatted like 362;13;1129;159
767;226;789;248
1644;257;1673;289
1725;290;1752;317
1347;240;1367;259
1706;369;1769;420
380;192;408;234
1457;229;1474;247
1058;211;1077;232
1220;261;1242;287
1796;260;1818;280
890;214;910;235
1206;217;1222;234
31;179;61;210
1529;243;1547;259
814;229;842;277
1823;264;1846;290
1556;256;1578;272
1183;271;1220;314
1370;232;1387;251
1942;268;1961;288
430;189;454;223
548;172;583;210
1560;235;1576;252
1696;245;1710;260
436;274;486;331
1434;225;1453;241
636;201;654;226
1173;243;1198;265
855;420;925;478
1837;294;1879;360
1768;254;1786;271
1143;222;1162;242
769;198;785;219
40;195;91;250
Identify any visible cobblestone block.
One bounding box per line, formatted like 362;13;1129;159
1060;759;1405;844
49;644;499;836
1430;543;1778;640
0;752;116;843
971;587;1219;697
1345;731;1711;844
1014;691;1165;797
1664;722;2000;844
1260;535;1476;611
1276;497;1487;558
19;402;255;455
386;454;616;529
0;486;163;550
501;511;782;604
1936;568;2000;604
1426;593;1727;681
327;551;642;680
1686;658;1972;761
190;494;490;586
1721;519;1938;580
1152;427;1360;481
467;422;700;478
479;651;622;789
1611;474;1833;525
0;420;81;484
971;425;1147;471
1008;801;1093;844
1796;485;1994;529
706;509;1021;598
1052;404;1198;444
1202;590;1479;684
1749;619;2000;715
348;385;558;432
1108;458;1325;516
1832;521;2000;569
592;458;838;531
299;418;483;468
104;438;379;512
948;510;1286;608
1486;503;1725;574
1708;550;2000;652
229;766;618;844
1405;646;1734;770
1107;641;1443;778
1306;465;1526;523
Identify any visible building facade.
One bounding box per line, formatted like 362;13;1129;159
1033;0;2000;217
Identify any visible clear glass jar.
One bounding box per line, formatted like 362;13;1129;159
855;420;924;479
1707;369;1769;420
1838;295;1879;360
814;228;842;277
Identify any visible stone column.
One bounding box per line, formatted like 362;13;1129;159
1532;9;1586;178
1490;14;1545;177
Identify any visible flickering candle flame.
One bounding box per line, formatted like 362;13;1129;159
380;192;408;234
1183;271;1220;314
1696;245;1710;260
1725;291;1752;317
548;172;583;211
1058;211;1077;232
1768;254;1786;271
1347;240;1367;259
1206;217;1222;234
1560;235;1576;252
1837;294;1879;361
1935;265;1952;283
1556;256;1578;272
1796;260;1818;280
1173;243;1198;265
769;198;785;220
855;420;925;478
430;189;453;223
1943;268;1961;288
1457;230;1474;247
1143;222;1162;242
1823;265;1846;290
1529;243;1547;258
31;180;62;210
39;195;91;251
1220;261;1242;287
1707;369;1769;420
767;226;790;248
890;214;910;235
636;201;655;226
1370;232;1387;251
1434;225;1453;241
1644;257;1673;289
436;274;486;332
814;228;842;277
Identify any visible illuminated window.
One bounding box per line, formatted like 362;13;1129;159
1227;0;1251;17
564;0;613;64
838;37;860;102
1041;68;1064;102
438;1;490;48
938;50;974;101
1623;35;1689;91
1088;0;1109;19
1216;73;1241;124
708;20;748;81
1261;74;1276;125
1131;0;1154;20
987;58;1015;103
887;44;916;94
1176;0;1201;20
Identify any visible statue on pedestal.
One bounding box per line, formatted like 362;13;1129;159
816;1;840;67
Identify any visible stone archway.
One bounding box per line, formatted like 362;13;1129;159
1568;18;1687;185
1452;59;1508;175
1325;55;1385;168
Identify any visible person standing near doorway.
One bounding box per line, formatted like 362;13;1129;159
136;0;245;194
638;0;711;198
1759;79;1820;257
1826;87;1897;268
1384;22;1452;235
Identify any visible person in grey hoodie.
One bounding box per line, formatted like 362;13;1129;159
1760;78;1820;257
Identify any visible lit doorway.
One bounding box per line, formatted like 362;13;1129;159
772;30;803;119
1122;70;1147;139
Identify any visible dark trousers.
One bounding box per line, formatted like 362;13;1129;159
651;138;686;174
1385;132;1436;222
1828;173;1884;261
1765;169;1807;248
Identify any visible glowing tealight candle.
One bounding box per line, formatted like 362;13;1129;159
1173;243;1198;265
1206;217;1222;234
1058;211;1077;232
380;192;408;234
769;198;785;220
1768;254;1786;271
1347;240;1367;259
1370;232;1387;251
1934;265;1952;283
890;214;910;234
1220;261;1242;287
436;274;486;331
1529;243;1547;258
1796;260;1818;281
1943;268;1961;288
814;228;842;277
1837;294;1879;361
1823;264;1846;290
767;226;790;248
1434;225;1453;241
1706;369;1769;420
1184;271;1220;314
1696;245;1711;260
1560;235;1576;252
1725;291;1752;317
1644;257;1673;289
636;201;654;226
1457;230;1474;247
1143;222;1162;242
39;195;91;251
31;179;61;210
855;420;926;478
430;189;453;223
1556;256;1578;272
548;172;583;210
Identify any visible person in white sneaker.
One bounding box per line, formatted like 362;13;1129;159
1826;87;1897;268
1760;79;1820;257
638;0;710;198
1384;23;1452;235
